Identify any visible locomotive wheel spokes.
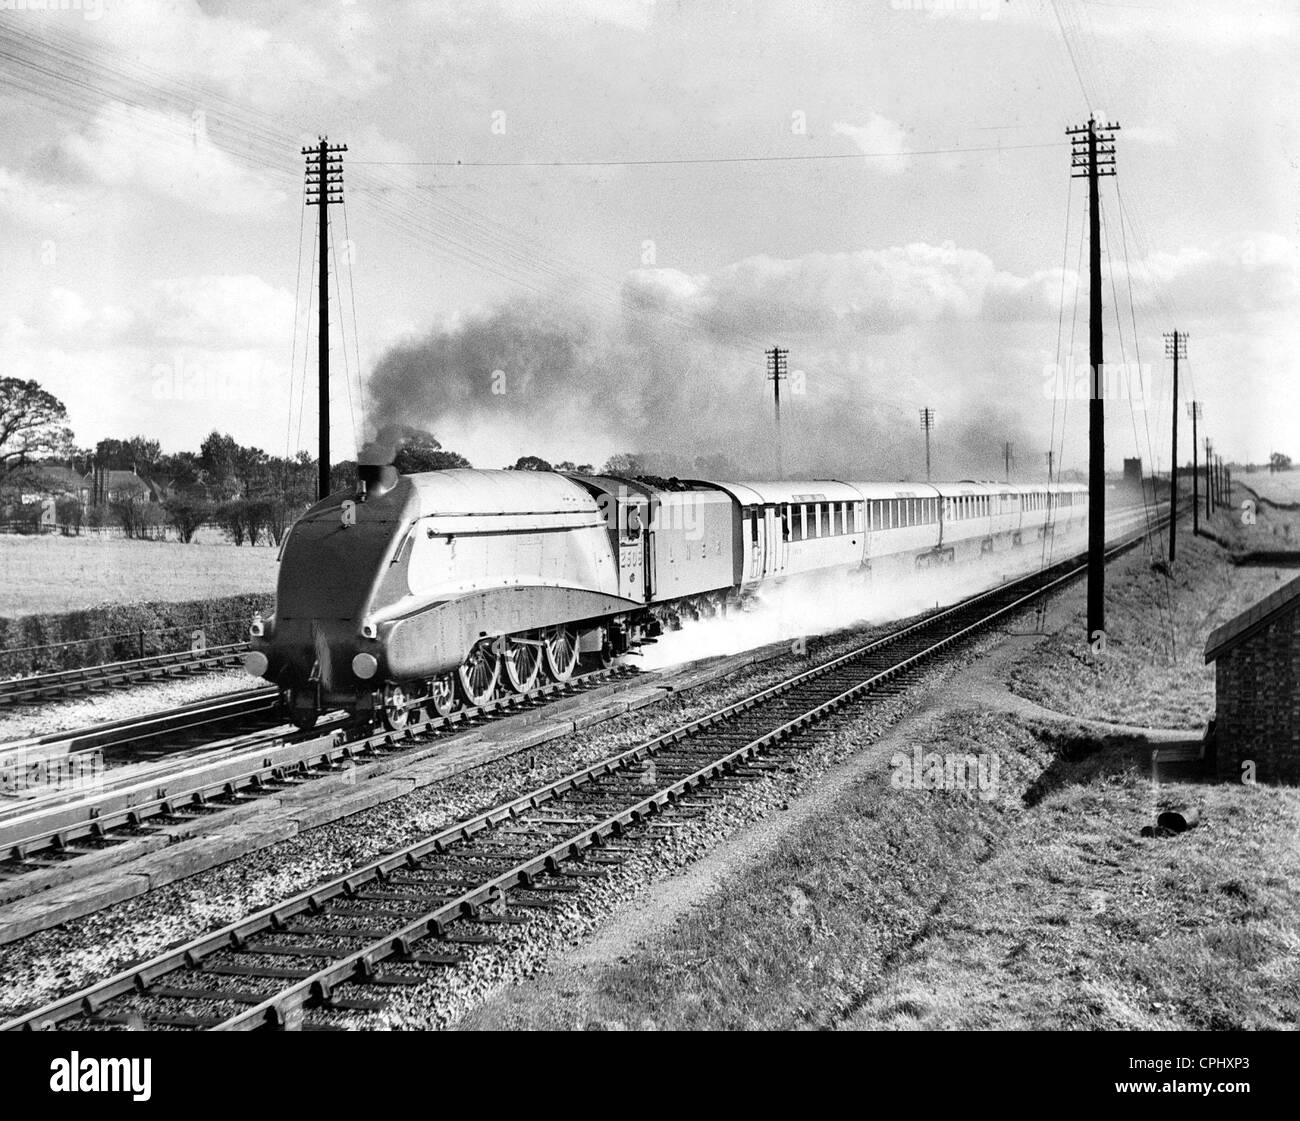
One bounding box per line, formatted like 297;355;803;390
428;673;457;717
457;640;501;707
381;683;410;731
542;625;579;682
500;633;542;693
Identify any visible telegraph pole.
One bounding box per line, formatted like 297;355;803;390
1004;440;1014;482
1067;115;1119;644
920;408;935;481
1164;331;1186;561
1189;401;1201;534
1206;439;1214;514
303;137;347;501
765;345;787;477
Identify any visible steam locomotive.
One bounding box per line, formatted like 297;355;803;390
243;462;1087;730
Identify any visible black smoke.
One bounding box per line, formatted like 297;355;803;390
364;291;1041;482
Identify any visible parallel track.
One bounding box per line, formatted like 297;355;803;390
1;517;1166;1031
0;666;635;879
0;644;249;706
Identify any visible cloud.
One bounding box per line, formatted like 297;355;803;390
1123;125;1177;147
832;115;913;173
0;167;93;233
147;275;294;347
58;104;285;215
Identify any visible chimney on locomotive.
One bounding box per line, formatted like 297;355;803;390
356;436;399;501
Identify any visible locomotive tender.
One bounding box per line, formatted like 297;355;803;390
244;463;1087;730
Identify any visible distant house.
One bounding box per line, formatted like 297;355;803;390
4;464;90;506
86;466;156;506
1204;573;1300;784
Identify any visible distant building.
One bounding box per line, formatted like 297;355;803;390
1122;457;1143;486
85;465;170;506
1204;573;1300;784
7;464;90;506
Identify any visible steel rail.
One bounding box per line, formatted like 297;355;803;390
0;644;249;706
2;514;1166;1031
0;666;631;866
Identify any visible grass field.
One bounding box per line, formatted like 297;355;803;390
1238;467;1300;505
0;534;279;617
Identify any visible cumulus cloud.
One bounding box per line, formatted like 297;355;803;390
58;103;285;215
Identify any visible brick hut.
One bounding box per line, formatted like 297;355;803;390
1204;573;1300;784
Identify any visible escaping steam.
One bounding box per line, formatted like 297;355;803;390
637;523;1090;671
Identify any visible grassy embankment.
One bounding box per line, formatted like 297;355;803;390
461;537;1300;1031
1008;530;1294;728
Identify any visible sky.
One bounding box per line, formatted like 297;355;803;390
0;0;1296;480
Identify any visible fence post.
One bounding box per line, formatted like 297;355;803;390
138;628;145;660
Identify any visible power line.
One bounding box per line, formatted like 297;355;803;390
350;142;1066;169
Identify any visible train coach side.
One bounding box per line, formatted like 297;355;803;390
699;480;864;589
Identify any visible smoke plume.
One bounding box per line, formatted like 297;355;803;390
365;247;1056;480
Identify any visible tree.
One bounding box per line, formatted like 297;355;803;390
1270;451;1292;474
0;378;73;472
94;435;160;471
601;453;644;476
164;495;211;543
198;432;268;497
214;499;250;545
56;496;83;536
154;450;202;489
509;455;553;471
554;460;594;474
393;430;471;473
692;453;739;479
199;431;240;494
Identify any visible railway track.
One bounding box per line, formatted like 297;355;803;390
1;517;1166;1030
0;644;249;706
0;665;637;884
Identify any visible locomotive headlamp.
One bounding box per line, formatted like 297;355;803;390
243;651;268;677
249;613;264;638
352;652;379;680
361;621;378;639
